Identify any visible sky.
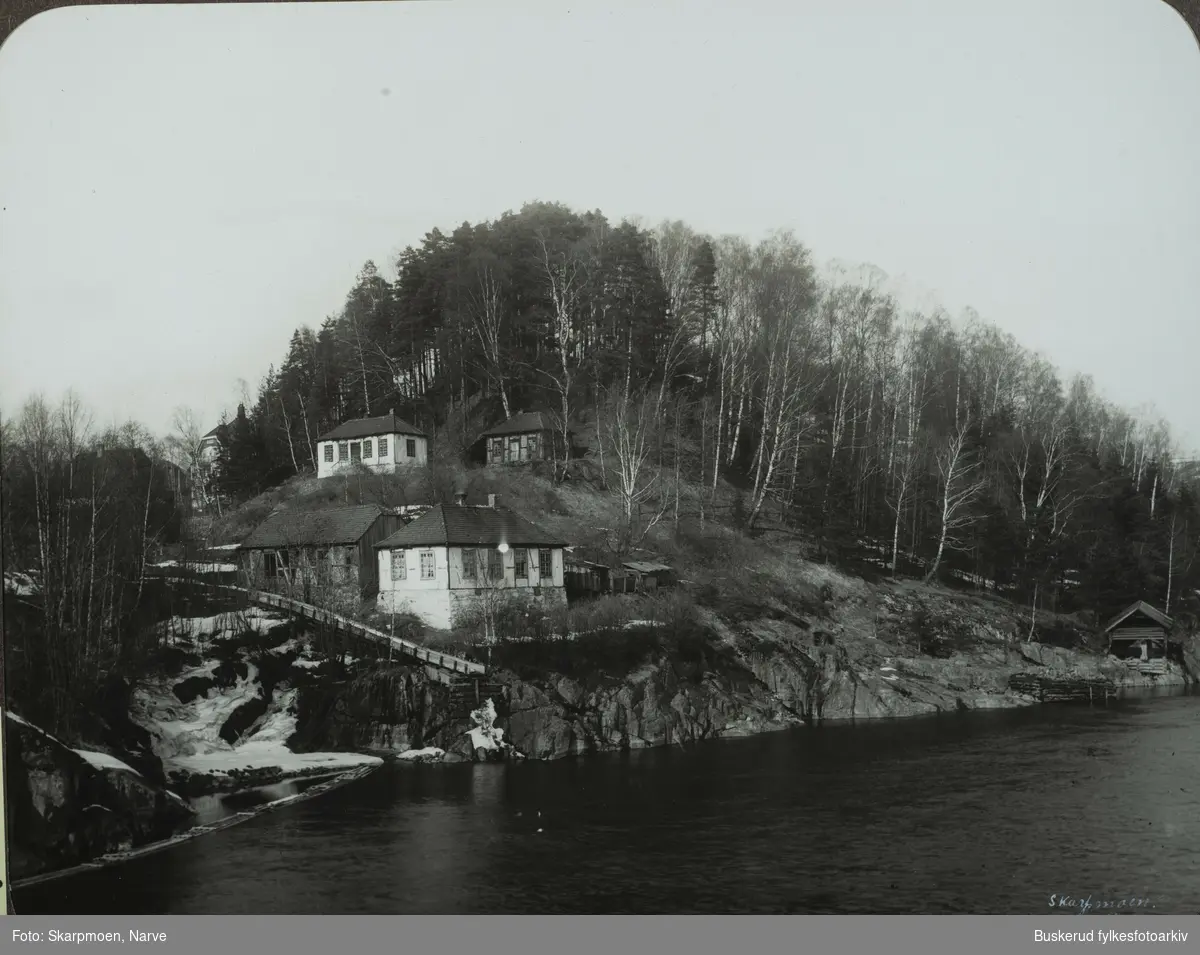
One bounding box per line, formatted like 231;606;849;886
0;0;1198;453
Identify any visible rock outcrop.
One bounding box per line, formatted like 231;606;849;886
5;713;194;882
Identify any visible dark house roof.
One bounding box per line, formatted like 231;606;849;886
1103;600;1174;634
480;412;555;438
375;504;568;549
240;505;386;549
202;425;225;440
317;414;426;442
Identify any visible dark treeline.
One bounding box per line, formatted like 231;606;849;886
215;201;1200;628
1;398;186;735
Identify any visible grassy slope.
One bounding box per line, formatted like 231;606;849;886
194;459;1174;721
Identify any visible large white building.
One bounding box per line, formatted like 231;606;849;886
315;412;428;480
374;496;568;630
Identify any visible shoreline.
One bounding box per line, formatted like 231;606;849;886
10;763;381;893
12;677;1193;893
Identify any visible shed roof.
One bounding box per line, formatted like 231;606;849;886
375;504;568;549
480;412;554;438
317;414;426;442
240;505;386;549
1103;600;1174;634
623;560;673;574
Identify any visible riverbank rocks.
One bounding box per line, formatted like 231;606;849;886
4;713;194;882
496;656;800;759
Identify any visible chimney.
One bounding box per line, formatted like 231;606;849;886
488;493;497;508
455;492;467;506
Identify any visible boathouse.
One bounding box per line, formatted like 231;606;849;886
1103;600;1173;662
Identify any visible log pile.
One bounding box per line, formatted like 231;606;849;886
1008;673;1116;704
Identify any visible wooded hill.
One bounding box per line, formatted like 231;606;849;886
4;200;1199;738
200;200;1200;629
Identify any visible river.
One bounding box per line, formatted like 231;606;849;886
15;688;1200;914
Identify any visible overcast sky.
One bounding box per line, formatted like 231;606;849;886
1;0;1197;453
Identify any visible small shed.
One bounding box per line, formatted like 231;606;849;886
622;560;675;591
564;557;636;598
480;411;565;466
1103;600;1173;661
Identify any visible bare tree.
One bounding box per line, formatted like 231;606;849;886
886;430;926;577
460;253;512;419
925;418;987;583
533;228;589;472
600;383;669;556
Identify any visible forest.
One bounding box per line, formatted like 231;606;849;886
195;200;1200;628
4;199;1199;734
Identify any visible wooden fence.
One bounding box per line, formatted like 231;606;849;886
157;577;487;680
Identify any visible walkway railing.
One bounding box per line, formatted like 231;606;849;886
156;576;487;678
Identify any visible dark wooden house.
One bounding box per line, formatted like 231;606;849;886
1103;600;1173;662
622;560;675;591
237;504;405;608
480;412;565;466
564;556;636;598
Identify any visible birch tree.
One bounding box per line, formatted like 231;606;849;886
925;418;987;583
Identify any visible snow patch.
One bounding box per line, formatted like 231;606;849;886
3;571;39;595
466;699;511;753
72;749;144;777
397;747;445;762
160;608;287;645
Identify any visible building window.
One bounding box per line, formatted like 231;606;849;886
406;438;416;458
420;550;435;580
539;549;553;581
462;547;477;580
264;552;278;578
378;437;389;458
350;441;362;462
338;441;349;460
487;549;503;581
363;439;374;458
323;444;334;463
514;549;527;579
390;550;407;581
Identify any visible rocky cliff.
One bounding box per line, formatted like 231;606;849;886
293;580;1195;764
5;713;194;882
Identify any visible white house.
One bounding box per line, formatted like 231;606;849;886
315;412;428;480
198;424;224;464
374;495;569;630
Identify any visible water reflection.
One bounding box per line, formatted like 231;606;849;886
17;690;1200;915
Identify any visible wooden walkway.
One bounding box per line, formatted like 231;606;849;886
157;576;487;684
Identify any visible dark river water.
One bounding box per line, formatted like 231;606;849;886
16;689;1200;914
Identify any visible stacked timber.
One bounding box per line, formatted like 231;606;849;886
1008;673;1116;704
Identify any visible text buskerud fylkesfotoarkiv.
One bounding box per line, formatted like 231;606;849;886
1035;930;1189;945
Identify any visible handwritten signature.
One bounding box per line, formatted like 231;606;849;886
1049;893;1155;913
